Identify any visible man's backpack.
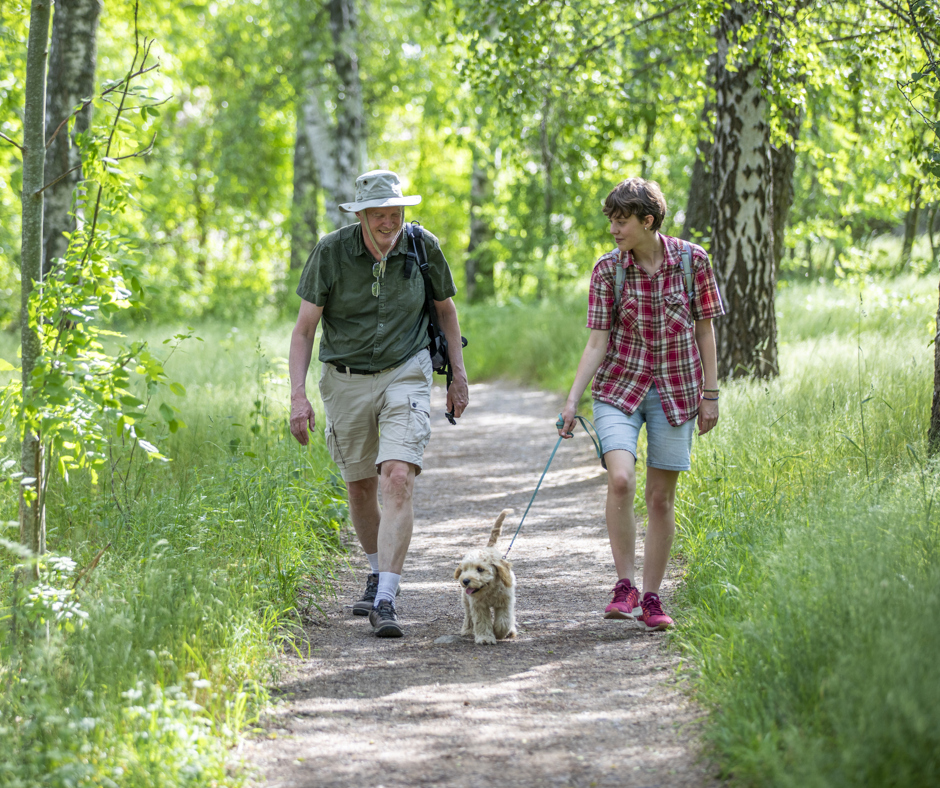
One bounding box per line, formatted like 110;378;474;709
404;222;468;398
613;240;695;313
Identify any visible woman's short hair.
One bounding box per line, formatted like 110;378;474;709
603;178;668;231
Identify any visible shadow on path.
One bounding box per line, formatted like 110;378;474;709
242;382;719;788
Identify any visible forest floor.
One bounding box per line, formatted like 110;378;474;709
239;382;721;788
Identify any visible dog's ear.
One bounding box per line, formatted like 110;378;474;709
496;560;513;586
454;564;462;580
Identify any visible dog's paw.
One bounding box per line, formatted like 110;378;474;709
474;634;497;645
460;625;473;636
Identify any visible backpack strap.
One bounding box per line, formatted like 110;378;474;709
406;222;438;328
613;253;626;314
679;241;695;303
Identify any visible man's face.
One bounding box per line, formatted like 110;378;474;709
357;206;404;246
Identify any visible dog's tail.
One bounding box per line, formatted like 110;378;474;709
487;509;513;548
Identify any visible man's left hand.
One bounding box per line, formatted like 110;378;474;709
446;371;469;420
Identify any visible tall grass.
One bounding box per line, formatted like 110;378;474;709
672;275;940;787
463;274;940;785
0;322;345;787
1;274;937;786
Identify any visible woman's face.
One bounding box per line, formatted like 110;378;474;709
608;213;650;252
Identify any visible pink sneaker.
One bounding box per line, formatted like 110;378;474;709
604;578;641;619
638;592;673;630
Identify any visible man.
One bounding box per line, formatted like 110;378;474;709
289;170;469;638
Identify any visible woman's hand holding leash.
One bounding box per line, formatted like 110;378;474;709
558;404;576;438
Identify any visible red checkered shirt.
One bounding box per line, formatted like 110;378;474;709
587;234;725;426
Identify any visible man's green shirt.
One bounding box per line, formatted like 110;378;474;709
296;222;457;371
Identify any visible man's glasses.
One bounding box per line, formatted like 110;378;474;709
372;261;384;297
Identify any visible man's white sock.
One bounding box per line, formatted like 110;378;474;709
374;572;401;607
366;552;380;574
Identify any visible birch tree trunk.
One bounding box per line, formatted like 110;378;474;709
329;0;364;226
20;0;53;569
42;0;102;277
711;1;778;379
466;136;495;302
929;274;940;452
290;105;320;269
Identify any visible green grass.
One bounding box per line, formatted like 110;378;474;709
0;319;345;787
1;273;938;786
462;274;940;786
671;278;940;786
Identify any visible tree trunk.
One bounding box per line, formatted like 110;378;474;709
681;54;716;244
682;142;712;244
538;95;556;298
290;105;320;269
20;0;53;570
927;201;939;269
42;0;102;277
711;1;777;380
770;105;803;272
466;137;495;302
929;276;940;452
329;0;364;226
901;178;923;269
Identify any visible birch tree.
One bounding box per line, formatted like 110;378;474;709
710;0;777;380
329;0;364;222
19;0;53;569
42;0;103;277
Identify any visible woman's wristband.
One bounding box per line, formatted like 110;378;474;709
702;396;719;401
703;388;719;393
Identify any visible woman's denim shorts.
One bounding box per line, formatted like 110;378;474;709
593;385;695;471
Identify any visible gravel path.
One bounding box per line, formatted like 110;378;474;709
241;382;719;788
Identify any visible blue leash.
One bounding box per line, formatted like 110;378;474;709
503;414;604;557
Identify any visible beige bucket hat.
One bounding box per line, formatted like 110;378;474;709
338;170;422;213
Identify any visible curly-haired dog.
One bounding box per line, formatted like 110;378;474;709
454;509;517;645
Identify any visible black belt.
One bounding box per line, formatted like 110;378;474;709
331;362;398;375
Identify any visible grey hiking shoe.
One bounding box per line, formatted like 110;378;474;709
352;573;379;616
352;573;400;616
369;600;403;638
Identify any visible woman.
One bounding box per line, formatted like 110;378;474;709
559;177;724;630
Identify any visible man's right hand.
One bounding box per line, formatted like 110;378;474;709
290;396;316;446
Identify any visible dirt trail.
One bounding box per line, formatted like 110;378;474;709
241;382;719;788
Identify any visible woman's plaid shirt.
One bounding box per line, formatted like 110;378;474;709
587;234;725;427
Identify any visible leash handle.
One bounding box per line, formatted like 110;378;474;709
557;413;604;459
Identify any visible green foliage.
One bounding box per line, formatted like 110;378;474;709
1;326;346;787
669;276;939;786
902;0;940;185
458;275;940;784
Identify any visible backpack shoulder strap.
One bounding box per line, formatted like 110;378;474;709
613;254;625;313
679;241;694;303
407;222;436;313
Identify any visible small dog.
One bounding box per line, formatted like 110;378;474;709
454;509;517;645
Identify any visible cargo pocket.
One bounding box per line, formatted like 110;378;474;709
408;395;432;447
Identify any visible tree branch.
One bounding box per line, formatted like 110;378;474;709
34;133;157;197
817;27;899;46
0;131;24;151
45;60;159;149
